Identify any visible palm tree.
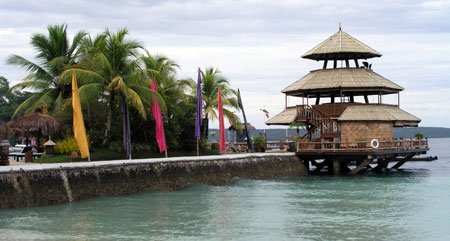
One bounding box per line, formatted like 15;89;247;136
60;28;163;146
199;67;240;137
6;24;87;118
140;53;195;148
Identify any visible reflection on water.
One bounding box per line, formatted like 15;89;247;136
0;138;449;240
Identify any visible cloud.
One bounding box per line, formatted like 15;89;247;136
0;0;449;128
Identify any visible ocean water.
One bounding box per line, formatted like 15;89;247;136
0;138;449;240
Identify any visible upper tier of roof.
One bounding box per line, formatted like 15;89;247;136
281;68;403;96
302;29;382;60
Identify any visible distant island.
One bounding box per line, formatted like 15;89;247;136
209;127;450;141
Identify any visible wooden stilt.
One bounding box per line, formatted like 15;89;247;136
349;159;372;175
333;159;340;176
373;159;390;173
303;159;310;172
391;155;414;169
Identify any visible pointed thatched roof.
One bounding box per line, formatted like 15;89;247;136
8;113;63;136
229;123;256;132
0;120;8;138
265;107;297;126
302;30;382;60
338;105;420;126
282;68;403;97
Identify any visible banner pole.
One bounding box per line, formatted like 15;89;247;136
196;138;199;156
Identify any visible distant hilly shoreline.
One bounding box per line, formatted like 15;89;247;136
209;127;450;141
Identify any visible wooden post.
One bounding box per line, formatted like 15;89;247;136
349;159;371;175
323;60;328;69
333;159;340;176
285;94;287;109
354;59;359;68
333;59;337;68
345;59;350;68
364;95;369;103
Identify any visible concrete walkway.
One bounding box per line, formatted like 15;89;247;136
7;158;37;166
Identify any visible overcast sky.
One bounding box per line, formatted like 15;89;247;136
1;0;449;128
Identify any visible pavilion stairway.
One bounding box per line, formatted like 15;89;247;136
296;105;340;140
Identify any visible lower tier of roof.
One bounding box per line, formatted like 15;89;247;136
266;104;420;127
282;68;404;97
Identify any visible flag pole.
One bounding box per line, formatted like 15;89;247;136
195;68;202;156
165;149;168;158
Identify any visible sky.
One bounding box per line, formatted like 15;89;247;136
1;0;449;129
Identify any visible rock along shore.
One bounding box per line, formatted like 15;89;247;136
0;153;307;209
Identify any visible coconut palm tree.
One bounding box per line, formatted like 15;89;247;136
140;53;196;148
60;28;163;146
6;24;87;118
199;67;240;137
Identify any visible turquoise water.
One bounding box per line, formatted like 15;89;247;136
1;138;449;240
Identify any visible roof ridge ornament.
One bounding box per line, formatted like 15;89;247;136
339;22;341;31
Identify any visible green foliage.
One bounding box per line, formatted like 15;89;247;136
0;76;33;121
415;133;424;140
253;136;267;150
6;24;87;118
198;67;240;138
55;136;79;155
55;136;91;155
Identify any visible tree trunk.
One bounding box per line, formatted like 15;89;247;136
204;114;209;139
102;96;115;147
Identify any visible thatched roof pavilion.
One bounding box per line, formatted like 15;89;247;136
8;113;63;137
265;26;429;175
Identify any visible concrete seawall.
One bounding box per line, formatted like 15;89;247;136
0;153;307;209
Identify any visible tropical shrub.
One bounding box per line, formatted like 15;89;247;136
415;133;424;139
253;136;267;152
55;136;91;155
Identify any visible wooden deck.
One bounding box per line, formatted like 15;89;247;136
296;138;429;157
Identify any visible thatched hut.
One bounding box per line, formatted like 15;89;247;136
8;113;63;146
229;123;256;143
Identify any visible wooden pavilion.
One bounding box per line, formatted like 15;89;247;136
266;27;429;175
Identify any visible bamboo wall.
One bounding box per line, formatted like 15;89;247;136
340;121;393;142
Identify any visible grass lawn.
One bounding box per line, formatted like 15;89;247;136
34;148;221;164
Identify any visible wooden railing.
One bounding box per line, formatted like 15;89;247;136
297;138;429;152
297;105;340;139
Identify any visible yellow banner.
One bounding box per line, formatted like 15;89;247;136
72;72;90;159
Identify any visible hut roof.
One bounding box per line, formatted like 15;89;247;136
0;119;8;138
8;113;63;136
265;107;297;126
302;29;382;60
338;105;420;126
282;68;403;96
229;123;256;132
